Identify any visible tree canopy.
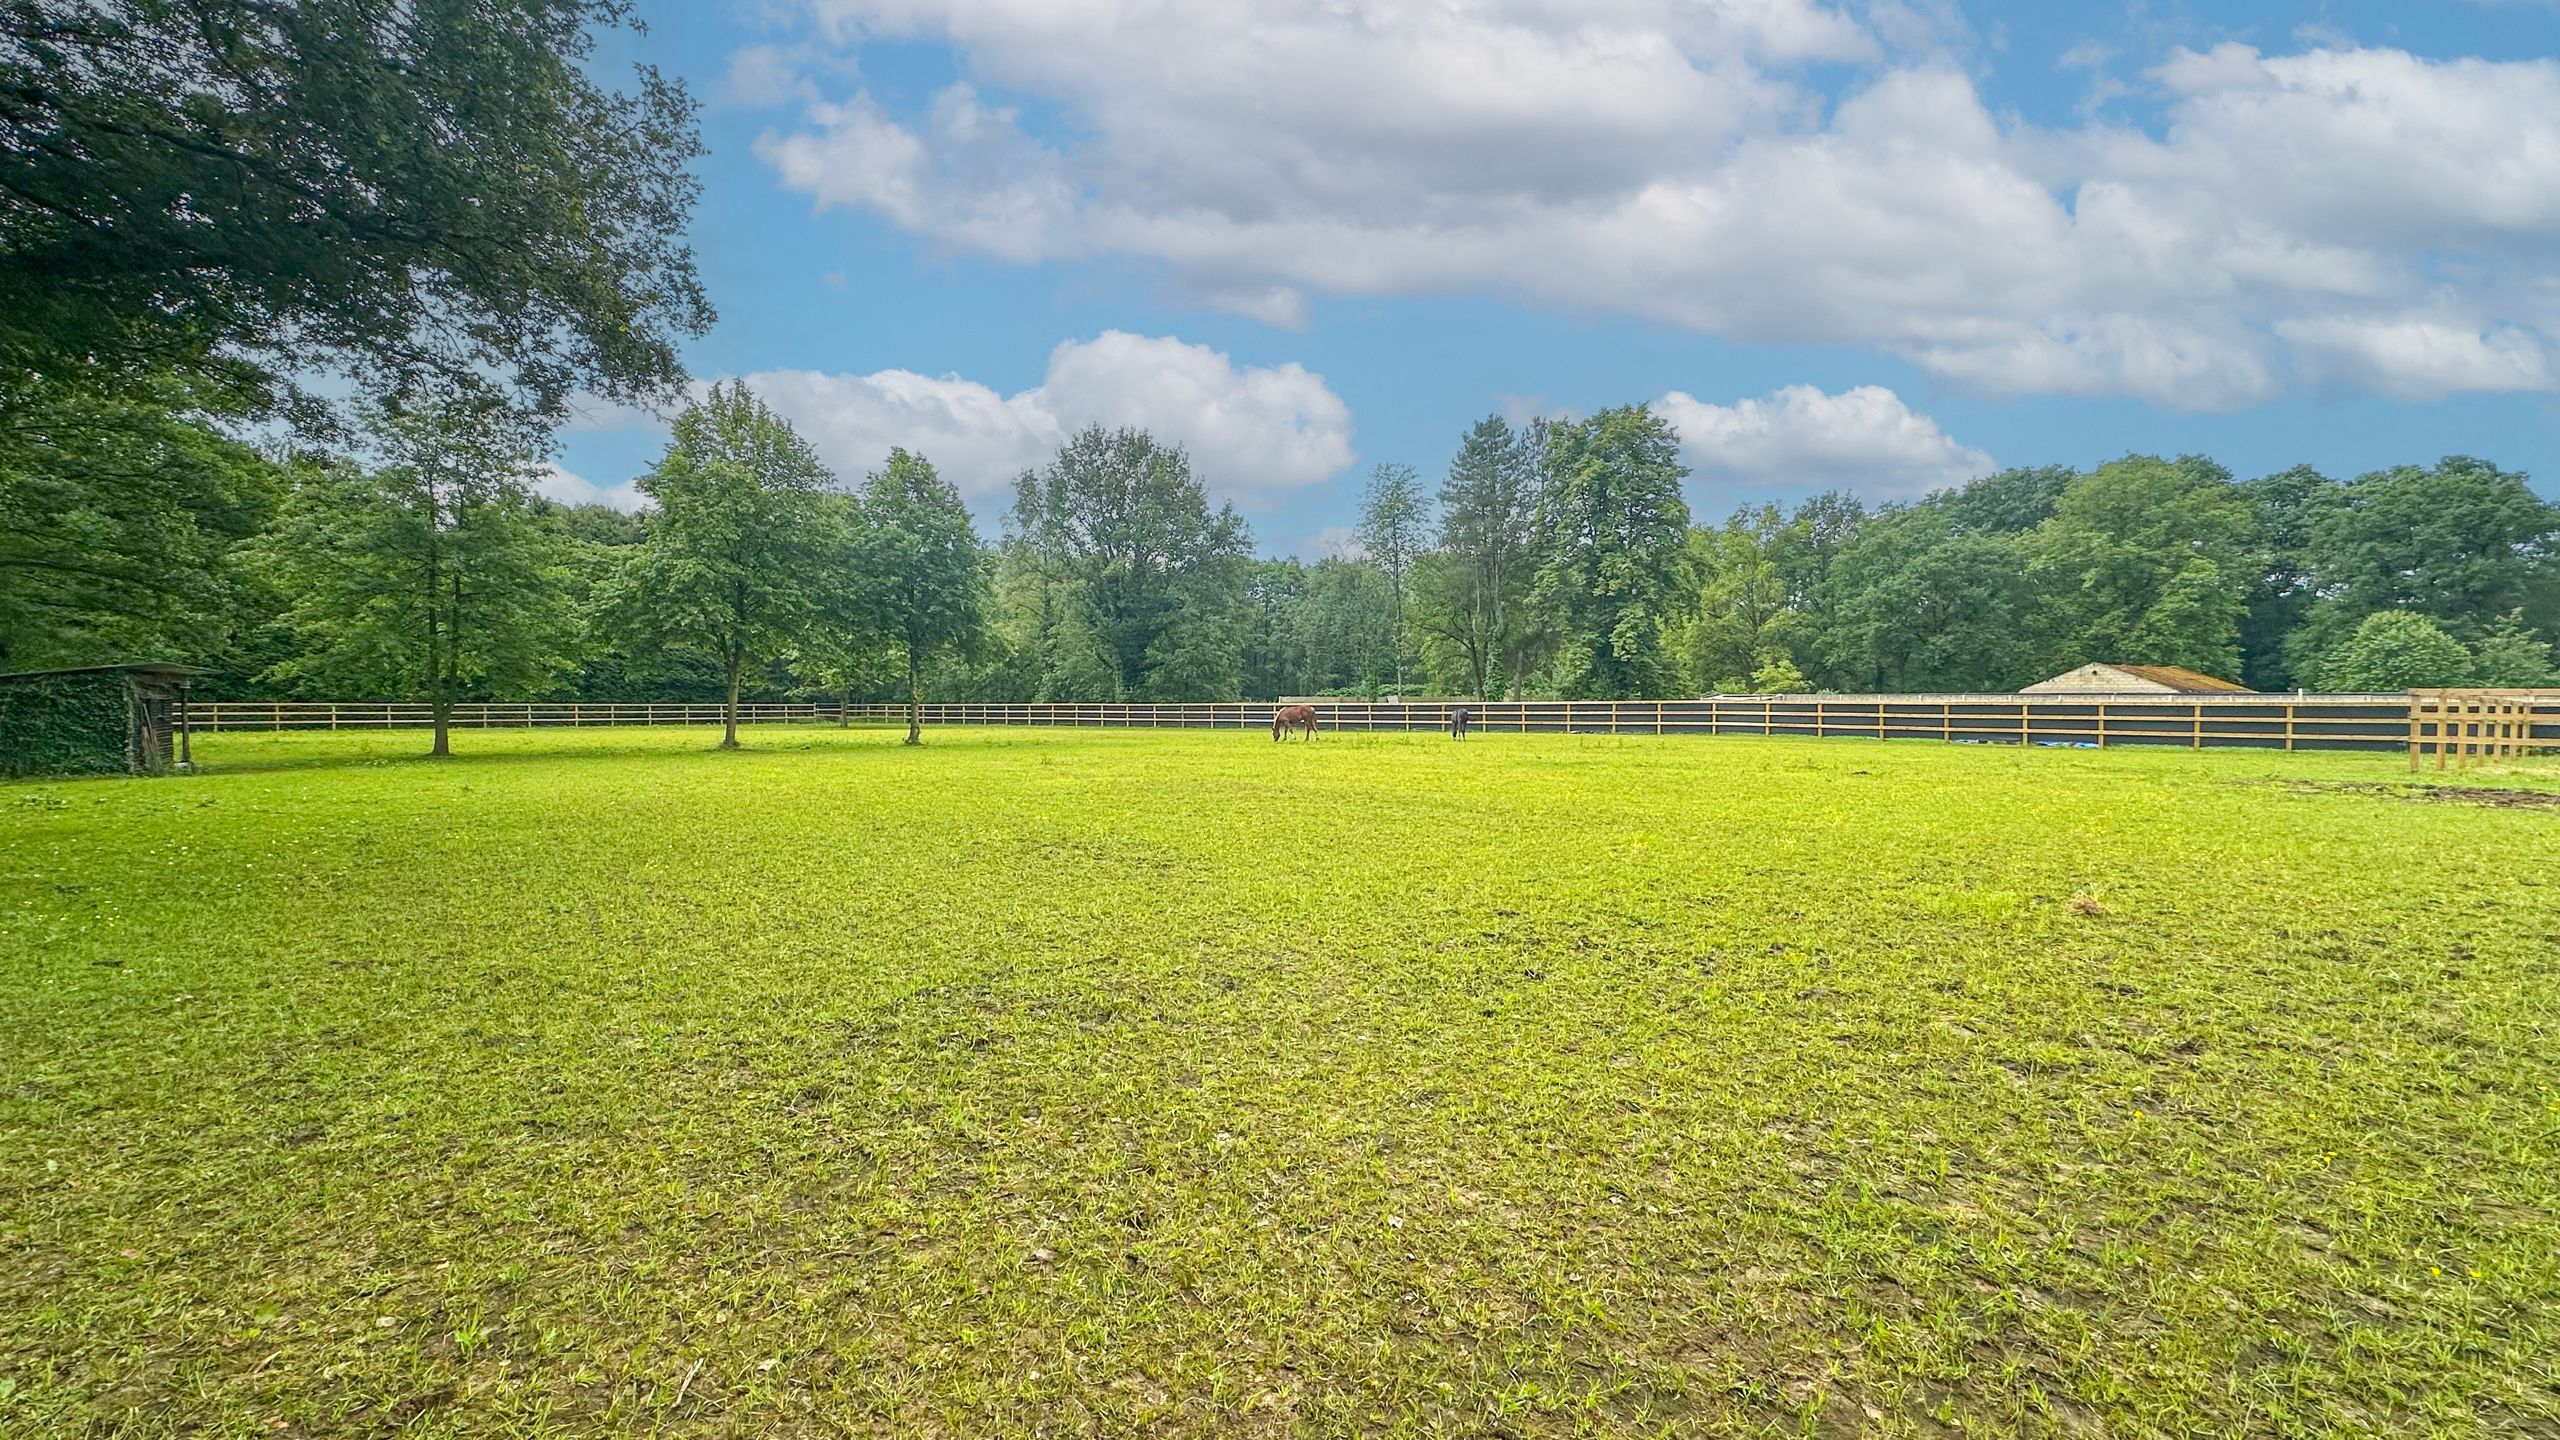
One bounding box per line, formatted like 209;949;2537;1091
609;382;840;747
859;449;987;744
0;0;711;417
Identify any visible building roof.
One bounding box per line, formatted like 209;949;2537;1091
0;663;210;683
2022;662;2254;694
2097;664;2254;693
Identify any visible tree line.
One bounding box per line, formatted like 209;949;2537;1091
7;3;2558;744
15;380;2557;751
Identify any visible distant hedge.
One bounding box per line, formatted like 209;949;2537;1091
0;672;136;778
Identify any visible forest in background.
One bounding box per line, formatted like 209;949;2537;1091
5;2;2555;715
14;382;2558;709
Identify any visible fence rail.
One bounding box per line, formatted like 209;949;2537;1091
2408;688;2560;770
182;694;2560;755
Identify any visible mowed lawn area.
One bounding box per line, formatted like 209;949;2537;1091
3;726;2557;1439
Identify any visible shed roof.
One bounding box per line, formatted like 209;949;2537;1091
2097;664;2254;693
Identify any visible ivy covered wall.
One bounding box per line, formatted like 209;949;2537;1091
0;672;142;778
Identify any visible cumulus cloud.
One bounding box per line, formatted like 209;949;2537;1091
749;7;2560;407
2275;316;2556;400
534;463;646;513
557;333;1356;509
1655;384;1993;502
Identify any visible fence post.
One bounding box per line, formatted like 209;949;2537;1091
1941;702;1951;743
1813;698;1825;740
2095;703;2106;749
2193;704;2202;750
2283;702;2296;752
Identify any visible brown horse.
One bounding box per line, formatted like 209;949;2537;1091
1272;704;1318;742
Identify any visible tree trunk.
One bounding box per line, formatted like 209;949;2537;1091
430;697;451;757
722;653;742;749
905;647;923;746
837;682;852;727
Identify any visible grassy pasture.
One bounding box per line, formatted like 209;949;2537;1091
2;724;2556;1439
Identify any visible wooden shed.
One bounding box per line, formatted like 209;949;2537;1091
0;664;205;778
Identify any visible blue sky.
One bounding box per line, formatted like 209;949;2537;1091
552;0;2560;557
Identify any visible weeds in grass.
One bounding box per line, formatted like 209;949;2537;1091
3;726;2556;1437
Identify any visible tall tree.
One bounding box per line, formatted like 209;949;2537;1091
0;0;710;418
860;450;987;745
2025;456;2253;680
2285;457;2560;677
1778;491;1867;688
1008;427;1251;700
1677;505;1801;693
250;401;574;756
1530;406;1693;698
2235;465;2340;690
1239;558;1312;701
1357;461;1429;696
1420;415;1540;699
1823;505;2035;692
610;382;838;748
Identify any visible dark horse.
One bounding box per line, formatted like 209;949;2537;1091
1447;705;1473;740
1272;704;1318;741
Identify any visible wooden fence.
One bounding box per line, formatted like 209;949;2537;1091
192;701;834;731
2408;688;2560;771
183;694;2550;756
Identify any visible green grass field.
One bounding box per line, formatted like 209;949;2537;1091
4;725;2557;1438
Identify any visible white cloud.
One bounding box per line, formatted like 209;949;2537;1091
750;10;2560;407
725;45;817;108
571;333;1355;510
738;363;1063;498
534;463;646;512
1654;384;1993;501
2275;315;2556;400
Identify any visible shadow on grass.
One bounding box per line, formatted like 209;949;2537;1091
171;722;941;778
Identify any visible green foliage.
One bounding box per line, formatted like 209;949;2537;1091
1005;427;1249;701
1935;465;2072;535
0;670;136;776
1746;651;1811;694
859;450;988;743
1821;507;2034;692
1531;405;1693;698
249;402;577;753
9;724;2557;1435
0;0;711;418
0;370;279;671
1417;415;1542;699
2312;610;2477;691
1676;504;1804;692
608;382;842;745
2468;612;2560;687
2026;456;2252;682
2285;457;2560;677
2235;464;2338;689
1357;462;1429;694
